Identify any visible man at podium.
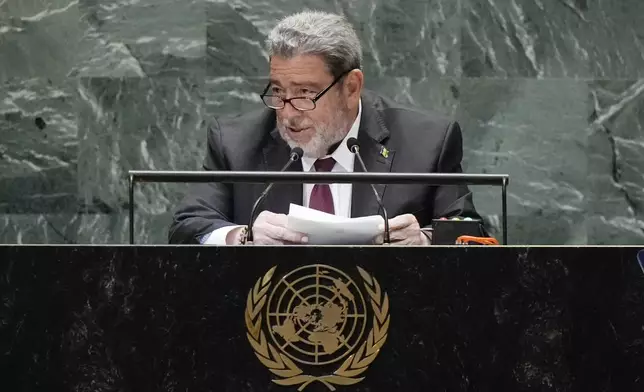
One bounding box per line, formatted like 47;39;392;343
169;11;481;245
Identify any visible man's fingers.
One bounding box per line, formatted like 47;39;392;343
388;227;411;241
256;221;307;243
251;225;284;245
377;215;414;243
390;215;414;230
254;211;308;244
254;226;305;245
271;225;308;243
380;214;416;231
263;211;288;227
373;214;427;246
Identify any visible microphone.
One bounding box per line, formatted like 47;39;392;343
346;137;390;244
246;147;303;242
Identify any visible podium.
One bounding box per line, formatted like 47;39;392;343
1;245;643;391
128;170;511;244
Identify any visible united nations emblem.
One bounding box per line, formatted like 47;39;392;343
245;265;390;391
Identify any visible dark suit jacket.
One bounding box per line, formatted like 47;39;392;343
168;90;481;244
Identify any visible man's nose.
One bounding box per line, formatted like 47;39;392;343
279;100;300;118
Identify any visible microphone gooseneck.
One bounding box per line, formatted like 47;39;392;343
246;147;303;242
346;137;390;244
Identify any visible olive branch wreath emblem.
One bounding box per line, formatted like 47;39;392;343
244;266;390;391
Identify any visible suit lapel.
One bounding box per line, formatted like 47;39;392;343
261;130;303;215
351;95;396;218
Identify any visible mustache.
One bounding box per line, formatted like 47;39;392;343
280;117;309;129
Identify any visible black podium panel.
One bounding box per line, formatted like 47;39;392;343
1;246;643;391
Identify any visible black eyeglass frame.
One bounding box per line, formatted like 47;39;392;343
259;69;353;111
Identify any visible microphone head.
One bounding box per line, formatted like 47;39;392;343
346;137;359;152
290;147;304;160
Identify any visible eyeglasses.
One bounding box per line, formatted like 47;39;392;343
260;70;351;111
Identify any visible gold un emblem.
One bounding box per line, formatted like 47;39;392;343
245;264;390;391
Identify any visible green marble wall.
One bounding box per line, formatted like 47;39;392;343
1;0;643;244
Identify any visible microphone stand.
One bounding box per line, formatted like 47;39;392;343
246;148;302;243
348;142;390;244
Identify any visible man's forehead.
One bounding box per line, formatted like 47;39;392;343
268;55;331;86
268;77;324;87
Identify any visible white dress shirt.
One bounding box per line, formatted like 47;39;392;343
203;100;362;245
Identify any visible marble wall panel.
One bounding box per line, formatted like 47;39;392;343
1;0;643;244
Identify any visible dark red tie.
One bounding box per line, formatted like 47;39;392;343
309;158;335;214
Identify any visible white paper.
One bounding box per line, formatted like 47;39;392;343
287;203;384;245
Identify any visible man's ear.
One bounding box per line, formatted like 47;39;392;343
344;69;364;103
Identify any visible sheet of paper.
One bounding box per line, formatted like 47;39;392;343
287;203;384;245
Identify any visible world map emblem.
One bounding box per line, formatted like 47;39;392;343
245;264;390;391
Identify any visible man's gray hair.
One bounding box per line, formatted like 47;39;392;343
266;11;362;78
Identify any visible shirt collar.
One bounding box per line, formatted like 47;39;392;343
302;99;362;172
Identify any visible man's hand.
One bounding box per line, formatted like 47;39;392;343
227;211;308;245
375;214;430;245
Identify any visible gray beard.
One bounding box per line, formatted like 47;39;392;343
278;117;351;159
